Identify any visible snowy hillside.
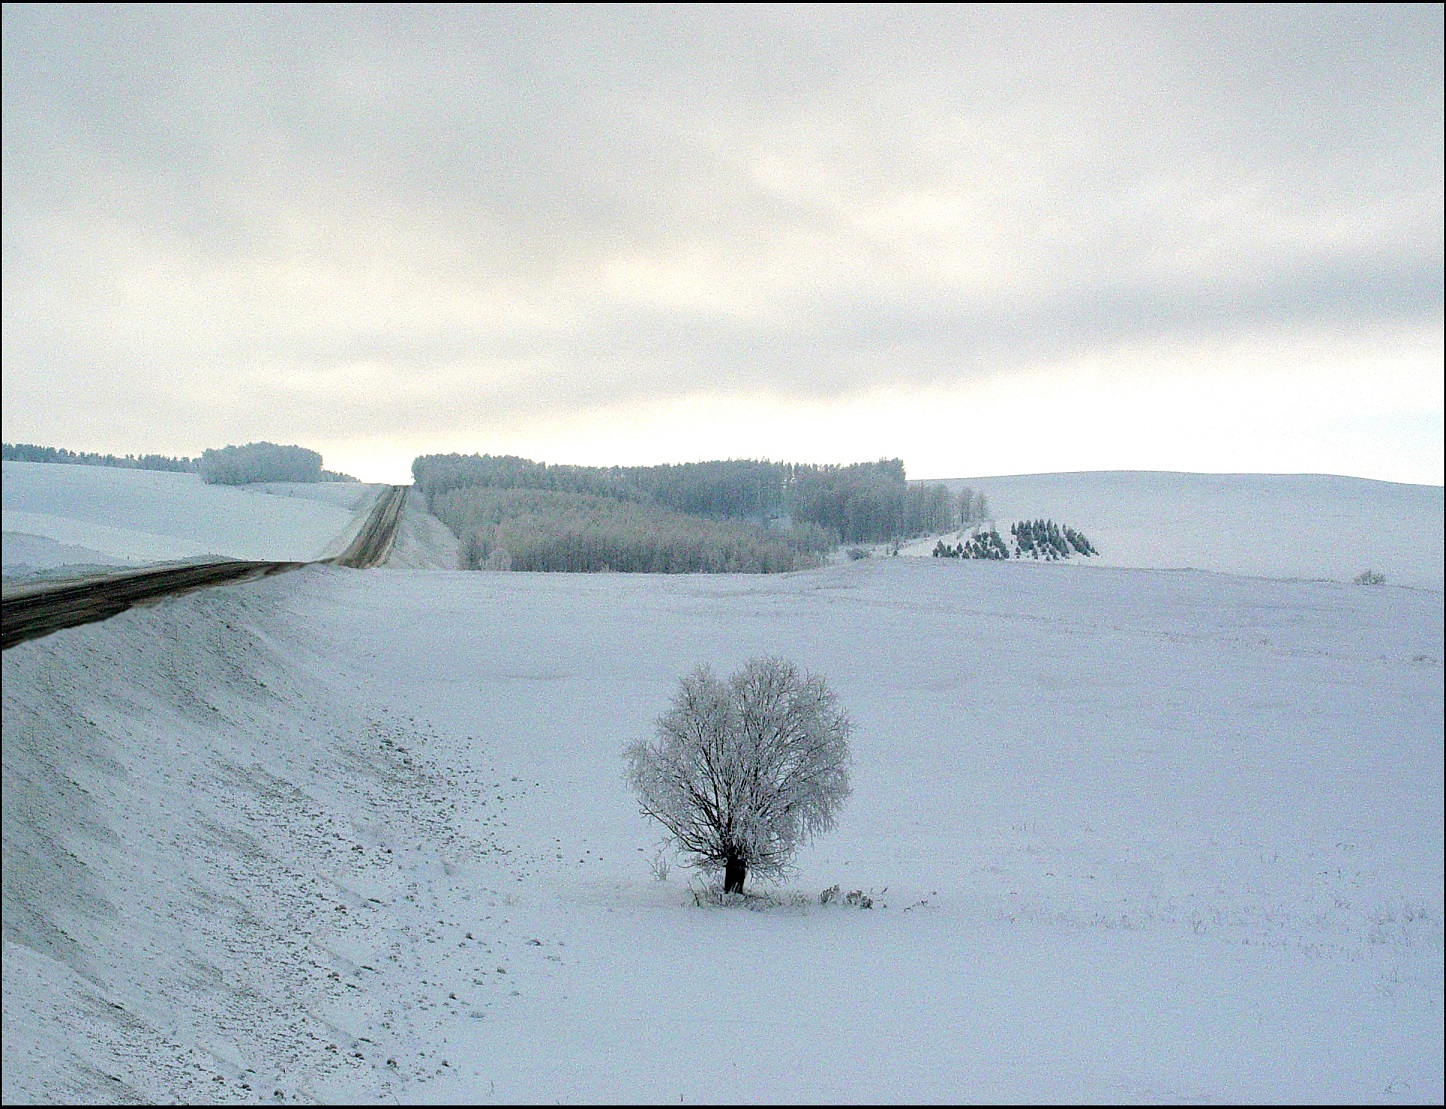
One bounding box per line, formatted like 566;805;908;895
4;558;1440;1103
383;487;462;570
912;471;1444;591
1;462;385;578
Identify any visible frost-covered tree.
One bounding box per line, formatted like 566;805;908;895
957;486;976;524
957;487;991;525
198;442;324;484
624;658;852;895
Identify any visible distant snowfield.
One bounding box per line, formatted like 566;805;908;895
910;471;1444;591
3;559;1441;1103
0;462;384;576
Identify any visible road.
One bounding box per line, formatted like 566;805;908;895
2;484;408;651
328;483;407;569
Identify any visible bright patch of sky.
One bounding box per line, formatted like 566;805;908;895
3;4;1441;484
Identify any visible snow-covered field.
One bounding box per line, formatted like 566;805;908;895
4;554;1441;1103
1;462;384;578
912;471;1444;591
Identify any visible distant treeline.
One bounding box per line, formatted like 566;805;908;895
412;453;957;544
432;487;833;574
934;519;1098;561
3;440;356;484
3;442;198;472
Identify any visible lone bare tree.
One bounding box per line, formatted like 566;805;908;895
625;657;852;895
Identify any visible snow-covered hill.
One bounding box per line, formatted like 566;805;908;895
4;558;1440;1103
1;462;385;579
913;471;1444;590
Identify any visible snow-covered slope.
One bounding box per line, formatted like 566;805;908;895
383;487;462;570
1;462;384;577
4;559;1440;1103
913;471;1444;590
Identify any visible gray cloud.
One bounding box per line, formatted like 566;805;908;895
3;3;1441;453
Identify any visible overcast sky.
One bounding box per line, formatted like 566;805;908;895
3;4;1441;484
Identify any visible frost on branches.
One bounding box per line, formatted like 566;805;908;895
625;658;852;895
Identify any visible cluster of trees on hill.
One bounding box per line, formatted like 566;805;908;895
412;453;957;547
431;487;832;574
1010;519;1097;559
934;520;1097;561
198;442;357;485
933;532;1011;559
3;442;197;472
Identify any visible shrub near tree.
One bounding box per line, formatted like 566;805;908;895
625;658;852;895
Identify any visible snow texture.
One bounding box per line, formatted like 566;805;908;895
3;557;1441;1103
1;462;384;577
2;531;137;573
383;487;463;570
910;471;1444;590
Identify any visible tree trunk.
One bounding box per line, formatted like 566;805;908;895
723;857;746;894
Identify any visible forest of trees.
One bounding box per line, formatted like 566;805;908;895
2;442;197;472
786;460;955;542
197;442;357;485
431;487;832;574
411;454;786;520
412;453;957;549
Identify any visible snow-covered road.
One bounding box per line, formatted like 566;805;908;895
3;558;1442;1103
